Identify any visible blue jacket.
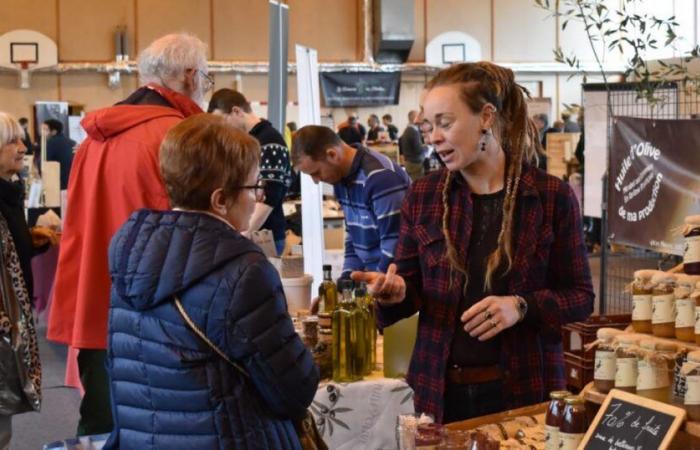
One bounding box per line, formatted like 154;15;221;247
105;210;319;449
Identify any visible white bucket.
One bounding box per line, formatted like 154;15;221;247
281;274;313;315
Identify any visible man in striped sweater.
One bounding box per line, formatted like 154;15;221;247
292;125;410;278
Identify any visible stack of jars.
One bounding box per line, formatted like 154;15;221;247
545;391;587;450
331;280;377;382
684;215;700;275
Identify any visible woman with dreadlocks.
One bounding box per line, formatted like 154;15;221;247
352;62;594;423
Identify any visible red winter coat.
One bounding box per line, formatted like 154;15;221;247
47;84;202;349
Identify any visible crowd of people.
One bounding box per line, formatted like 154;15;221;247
0;31;594;449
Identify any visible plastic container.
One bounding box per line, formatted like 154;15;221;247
615;334;640;393
281;274;313;315
675;275;699;342
632;270;657;333
558;396;587;450
651;273;676;338
683;350;700;421
545;390;570;450
684;215;700;275
594;328;624;393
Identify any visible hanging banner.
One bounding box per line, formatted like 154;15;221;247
320;71;401;107
609;117;700;255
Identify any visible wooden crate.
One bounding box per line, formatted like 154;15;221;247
562;314;631;361
564;351;594;392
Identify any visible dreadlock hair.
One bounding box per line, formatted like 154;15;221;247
426;62;542;293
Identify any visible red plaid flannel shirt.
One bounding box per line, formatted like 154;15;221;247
376;165;594;423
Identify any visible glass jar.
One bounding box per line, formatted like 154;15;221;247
675;275;698;342
636;339;672;402
545;390;570;450
632;270;657;333
694;286;700;345
594;328;623;393
651;273;676;338
558;396;587;450
684;215;700;275
683;350;700;421
615;334;640;393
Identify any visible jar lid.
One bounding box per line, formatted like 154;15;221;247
564;396;584;405
688;350;700;363
634;269;661;281
597;328;624;340
550;390;571;400
639;339;657;350
319;329;332;335
650;272;676;285
617;334;640;346
302;316;319;323
685;215;700;227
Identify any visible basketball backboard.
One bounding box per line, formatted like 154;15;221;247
0;29;58;89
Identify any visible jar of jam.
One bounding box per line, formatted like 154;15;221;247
675;275;699;342
545;390;570;450
558;396;587;450
594;328;624;393
615;334;640;393
632;269;657;333
693;284;700;345
636;339;672;402
684;215;700;275
651;273;676;338
683;350;700;421
673;348;690;400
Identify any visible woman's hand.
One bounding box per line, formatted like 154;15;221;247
350;264;406;305
30;226;60;247
461;295;521;341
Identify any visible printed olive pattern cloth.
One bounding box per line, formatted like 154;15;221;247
310;378;415;450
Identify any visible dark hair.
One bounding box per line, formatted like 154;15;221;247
382;114;392;122
207;88;252;114
425;61;541;292
534;113;548;128
44;119;63;134
160;114;260;210
287;121;297;132
18;117;29;126
562;112;571;121
291;125;342;163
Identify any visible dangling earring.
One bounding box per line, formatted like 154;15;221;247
479;128;489;151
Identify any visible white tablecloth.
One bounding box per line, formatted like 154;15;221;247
310;378;415;450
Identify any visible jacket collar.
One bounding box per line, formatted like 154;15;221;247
144;83;203;118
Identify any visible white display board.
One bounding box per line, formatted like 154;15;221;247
296;44;324;293
583;90;607;218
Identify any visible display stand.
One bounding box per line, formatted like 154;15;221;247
444;402;548;432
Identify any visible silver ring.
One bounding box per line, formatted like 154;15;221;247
484;310;492;320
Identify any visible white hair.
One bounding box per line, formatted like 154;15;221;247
138;33;208;91
0;112;23;148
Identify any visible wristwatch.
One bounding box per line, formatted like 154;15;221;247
514;295;528;322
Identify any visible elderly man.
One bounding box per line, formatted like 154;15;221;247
48;33;209;436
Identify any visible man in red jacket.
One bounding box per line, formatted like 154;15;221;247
48;33;210;436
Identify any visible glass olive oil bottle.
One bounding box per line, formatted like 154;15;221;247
332;281;362;382
318;264;337;313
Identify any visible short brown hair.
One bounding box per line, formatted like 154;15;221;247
160;114;260;210
291;125;342;164
207;88;252;114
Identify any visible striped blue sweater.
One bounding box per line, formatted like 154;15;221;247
334;146;410;276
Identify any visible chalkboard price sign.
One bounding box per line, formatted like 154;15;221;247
581;389;686;450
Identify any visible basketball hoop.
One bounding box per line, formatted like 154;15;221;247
0;30;59;90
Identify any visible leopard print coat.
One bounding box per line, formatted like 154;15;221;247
0;214;41;411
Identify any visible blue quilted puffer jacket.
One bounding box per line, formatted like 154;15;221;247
104;210;319;450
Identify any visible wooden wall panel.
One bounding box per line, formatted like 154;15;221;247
425;0;491;61
0;73;59;125
493;0;554;62
212;0;268;60
287;0;358;62
0;0;57;40
407;0;426;62
60;73;138;112
59;0;135;61
136;0;212;58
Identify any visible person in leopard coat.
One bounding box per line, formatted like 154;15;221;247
0;112;43;449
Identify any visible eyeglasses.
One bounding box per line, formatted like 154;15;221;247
198;70;215;93
234;179;267;202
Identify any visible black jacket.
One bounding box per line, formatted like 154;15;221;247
46;133;76;190
0;178;34;299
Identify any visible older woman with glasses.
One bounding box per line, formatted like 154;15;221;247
104;114;318;450
0;112;43;448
